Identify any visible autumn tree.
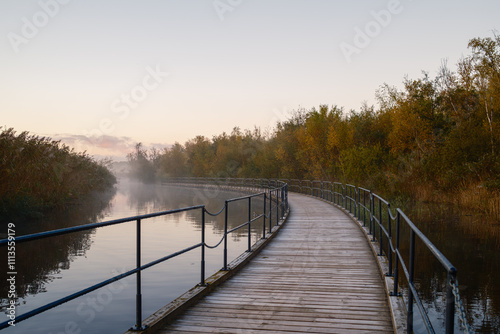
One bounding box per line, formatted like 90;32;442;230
184;136;214;177
467;34;500;156
159;143;188;177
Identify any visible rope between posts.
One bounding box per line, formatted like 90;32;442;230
204;234;225;249
450;278;471;334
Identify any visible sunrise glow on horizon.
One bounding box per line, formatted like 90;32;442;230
1;0;499;159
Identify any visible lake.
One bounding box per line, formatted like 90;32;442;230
396;200;500;333
0;179;266;334
1;179;499;333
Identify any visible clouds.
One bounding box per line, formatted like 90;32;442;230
50;134;168;161
2;1;499;148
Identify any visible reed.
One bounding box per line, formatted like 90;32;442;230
454;182;500;220
0;128;116;219
489;196;500;221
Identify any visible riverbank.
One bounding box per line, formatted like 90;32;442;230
394;180;500;222
0;128;116;222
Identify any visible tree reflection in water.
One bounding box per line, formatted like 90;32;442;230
1;187;116;306
0;179;265;334
393;201;500;333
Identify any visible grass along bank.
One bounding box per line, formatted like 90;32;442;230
0;128;116;220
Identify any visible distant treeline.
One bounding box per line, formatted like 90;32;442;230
128;34;500;215
0;128;116;219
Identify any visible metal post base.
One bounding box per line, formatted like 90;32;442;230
129;325;148;332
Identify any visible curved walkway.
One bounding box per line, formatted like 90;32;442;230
159;193;394;333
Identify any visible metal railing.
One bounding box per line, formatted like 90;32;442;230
282;179;470;334
0;178;288;331
0;177;470;333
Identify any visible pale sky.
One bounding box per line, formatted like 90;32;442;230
1;0;499;159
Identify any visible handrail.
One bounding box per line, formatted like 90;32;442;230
293;179;470;334
0;205;205;246
1;177;470;333
0;178;289;331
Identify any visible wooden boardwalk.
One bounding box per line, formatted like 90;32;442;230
159;193;394;333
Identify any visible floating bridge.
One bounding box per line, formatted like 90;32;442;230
0;178;470;334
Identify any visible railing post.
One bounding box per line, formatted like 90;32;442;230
276;190;279;225
269;191;272;231
337;183;340;205
349;186;352;213
345;185;347;210
337;183;339;205
370;193;375;240
262;193;267;239
331;183;334;203
132;218;146;331
353;187;357;217
407;230;416;333
333;183;336;204
355;187;359;218
223;201;228;271
387;203;393;276
201;207;206;285
248;197;252;252
286;184;289;212
378;199;383;256
363;190;366;227
391;211;401;296
342;185;345;209
281;186;285;219
446;271;457;334
357;187;361;220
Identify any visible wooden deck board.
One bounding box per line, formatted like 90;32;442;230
159;193;393;333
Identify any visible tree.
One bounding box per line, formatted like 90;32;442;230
466;33;500;155
127;143;155;182
159;143;188;177
185;136;214;177
381;75;439;158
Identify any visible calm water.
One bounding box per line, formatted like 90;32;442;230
396;201;500;333
2;181;499;333
0;179;265;334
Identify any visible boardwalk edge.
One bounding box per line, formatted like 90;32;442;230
330;201;407;334
123;208;290;334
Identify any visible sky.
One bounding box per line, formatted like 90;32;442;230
1;0;499;160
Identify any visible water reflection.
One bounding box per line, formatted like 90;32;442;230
118;180;266;241
1;188;116;303
395;201;500;333
0;179;265;334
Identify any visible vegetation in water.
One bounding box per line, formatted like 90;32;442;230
0;128;116;220
127;34;500;217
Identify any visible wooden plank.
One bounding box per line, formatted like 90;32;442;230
157;193;394;333
179;303;392;319
182;308;392;324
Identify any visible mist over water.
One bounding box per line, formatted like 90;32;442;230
2;178;498;333
1;178;264;334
